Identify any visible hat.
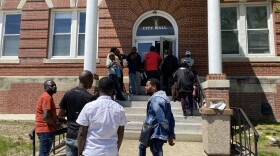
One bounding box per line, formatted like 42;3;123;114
185;51;191;55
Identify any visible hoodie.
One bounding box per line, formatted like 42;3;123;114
145;90;176;141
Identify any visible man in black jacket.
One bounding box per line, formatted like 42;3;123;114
161;49;178;96
58;70;99;156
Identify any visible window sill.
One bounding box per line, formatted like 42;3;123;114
0;58;20;64
43;58;100;64
222;56;280;62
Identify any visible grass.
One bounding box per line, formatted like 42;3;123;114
0;120;36;156
254;120;280;156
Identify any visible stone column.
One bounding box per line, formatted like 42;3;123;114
200;1;232;155
208;0;222;74
84;0;98;73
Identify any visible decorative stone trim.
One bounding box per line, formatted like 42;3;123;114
202;80;230;89
70;0;77;8
45;0;53;8
17;0;27;9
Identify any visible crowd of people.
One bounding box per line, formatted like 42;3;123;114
34;46;197;156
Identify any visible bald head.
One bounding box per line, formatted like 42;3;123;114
44;80;57;94
79;70;93;89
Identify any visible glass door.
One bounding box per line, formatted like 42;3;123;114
136;40;155;61
159;37;176;87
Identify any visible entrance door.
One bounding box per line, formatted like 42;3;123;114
160;37;176;59
136;40;155;61
159;37;176;88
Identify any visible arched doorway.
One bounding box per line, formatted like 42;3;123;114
133;10;178;60
133;11;178;89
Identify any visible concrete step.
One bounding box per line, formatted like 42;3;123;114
125;121;201;131
124;107;200;116
124;130;202;142
118;100;192;108
126;114;202;123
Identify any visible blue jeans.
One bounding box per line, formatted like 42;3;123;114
66;138;78;156
37;132;55;156
129;73;136;94
139;139;165;156
109;74;123;99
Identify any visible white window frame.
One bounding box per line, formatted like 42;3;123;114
0;12;21;59
221;2;275;57
48;10;86;59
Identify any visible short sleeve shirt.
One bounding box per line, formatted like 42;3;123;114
35;92;57;133
76;96;127;156
144;51;162;71
59;87;96;138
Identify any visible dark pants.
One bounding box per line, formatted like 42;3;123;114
179;92;193;113
139;139;165;156
109;74;124;99
163;76;173;96
37;132;55;156
146;70;160;81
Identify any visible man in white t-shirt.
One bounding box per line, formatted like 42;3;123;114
76;77;127;156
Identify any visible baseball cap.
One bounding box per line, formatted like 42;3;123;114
185;51;191;55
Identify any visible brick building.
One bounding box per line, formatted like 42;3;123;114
0;0;279;120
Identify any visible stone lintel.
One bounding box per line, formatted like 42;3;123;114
202;80;230;89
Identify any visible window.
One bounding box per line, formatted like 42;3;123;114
221;4;272;55
1;14;21;57
50;11;86;57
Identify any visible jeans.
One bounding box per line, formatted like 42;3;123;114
129;73;136;94
139;139;165;156
109;74;123;99
66;138;78;156
37;132;55;156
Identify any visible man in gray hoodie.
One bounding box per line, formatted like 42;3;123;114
139;78;175;156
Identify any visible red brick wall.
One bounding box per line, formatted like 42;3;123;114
0;0;279;120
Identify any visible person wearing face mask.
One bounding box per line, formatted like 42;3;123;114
180;51;194;70
35;80;60;156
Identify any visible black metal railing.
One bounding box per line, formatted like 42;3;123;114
231;107;260;156
29;127;67;156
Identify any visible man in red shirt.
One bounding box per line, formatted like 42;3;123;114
144;46;162;80
35;80;59;156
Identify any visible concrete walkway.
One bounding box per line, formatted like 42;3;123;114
51;140;206;156
0;114;207;156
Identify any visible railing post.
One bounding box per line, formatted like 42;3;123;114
255;134;259;156
32;130;35;156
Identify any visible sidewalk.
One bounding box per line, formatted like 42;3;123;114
0;114;207;156
119;140;207;156
52;140;207;156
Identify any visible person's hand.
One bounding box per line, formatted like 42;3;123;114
168;136;175;146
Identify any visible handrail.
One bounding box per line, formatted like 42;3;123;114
230;107;260;156
29;127;67;156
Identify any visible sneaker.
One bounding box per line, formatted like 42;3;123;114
183;111;187;117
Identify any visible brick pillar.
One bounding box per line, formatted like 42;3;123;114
200;74;232;155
